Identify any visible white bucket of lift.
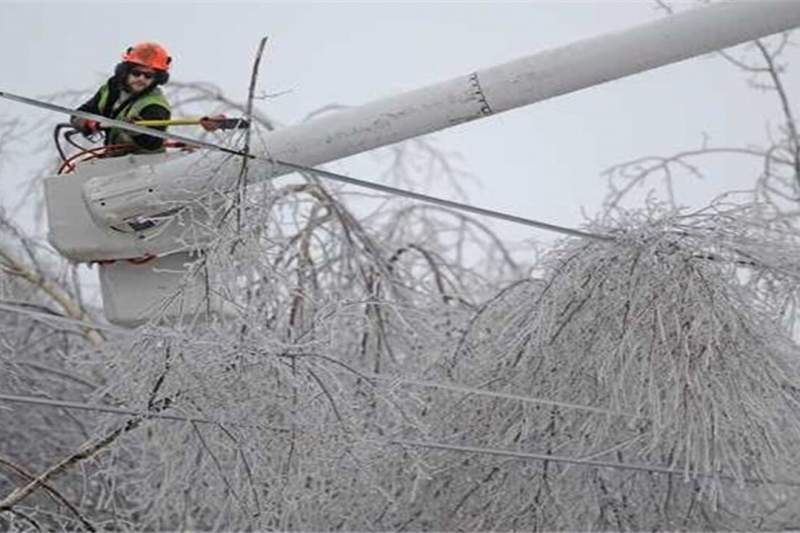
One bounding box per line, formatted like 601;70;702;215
44;151;224;263
98;251;234;328
45;151;235;327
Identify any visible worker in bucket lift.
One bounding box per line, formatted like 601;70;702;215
70;42;222;155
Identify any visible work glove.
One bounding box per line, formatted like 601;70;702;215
78;119;101;136
199;114;227;132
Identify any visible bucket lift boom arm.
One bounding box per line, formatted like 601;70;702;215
81;0;800;230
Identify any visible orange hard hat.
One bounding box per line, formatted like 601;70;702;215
122;42;172;72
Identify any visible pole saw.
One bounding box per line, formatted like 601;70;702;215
135;117;250;129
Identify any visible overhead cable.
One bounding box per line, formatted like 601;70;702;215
386;439;800;487
370;374;647;420
0;301;125;334
0;393;286;431
273;160;613;241
0;89;612;242
2;391;796;486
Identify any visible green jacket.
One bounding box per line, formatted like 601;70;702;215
78;77;171;152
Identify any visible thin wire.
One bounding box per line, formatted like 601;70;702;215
386;439;800;487
2;392;798;486
0;89;613;243
0;295;642;421
0;301;125;334
0;393;289;431
272;160;613;242
371;374;647;420
169;355;646;421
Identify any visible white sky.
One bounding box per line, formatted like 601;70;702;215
1;1;796;247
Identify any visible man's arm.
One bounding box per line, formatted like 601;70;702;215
71;89;103;132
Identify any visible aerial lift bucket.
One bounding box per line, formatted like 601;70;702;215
44;150;235;327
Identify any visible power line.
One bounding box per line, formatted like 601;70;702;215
0;89;613;243
2;301;646;421
167;355;646;421
0;393;288;431
2;391;796;486
1;371;644;427
272;160;613;242
386;439;799;487
0;301;125;334
367;374;646;420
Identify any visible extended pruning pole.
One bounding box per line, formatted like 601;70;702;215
135;117;250;129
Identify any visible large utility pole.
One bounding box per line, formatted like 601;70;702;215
41;1;800;326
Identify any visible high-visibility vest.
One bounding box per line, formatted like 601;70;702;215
96;83;170;151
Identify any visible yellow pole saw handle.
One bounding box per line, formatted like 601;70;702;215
134;117;250;129
135;118;200;127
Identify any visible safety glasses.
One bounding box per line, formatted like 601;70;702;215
129;69;156;80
